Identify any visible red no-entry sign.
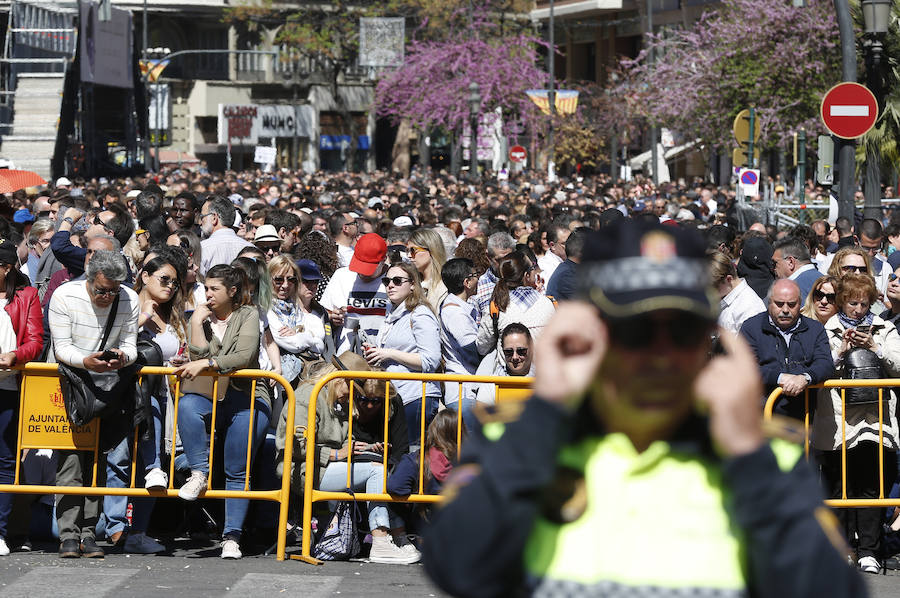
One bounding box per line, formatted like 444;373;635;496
509;145;527;163
820;82;878;139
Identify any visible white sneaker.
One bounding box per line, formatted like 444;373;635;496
0;536;8;556
395;535;422;560
144;468;168;490
221;539;242;559
858;555;881;574
369;535;420;564
178;471;207;501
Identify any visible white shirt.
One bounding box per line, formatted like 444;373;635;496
199;228;252;277
537;252;563;284
718;279;766;333
337;243;355;269
319;266;389;354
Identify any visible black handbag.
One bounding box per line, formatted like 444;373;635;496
844;347;886;405
58;294;136;426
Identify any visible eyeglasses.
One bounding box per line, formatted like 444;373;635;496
408;245;429;257
151;273;178;288
606;313;713;350
890;273;899;283
199;212;215;220
861;245;881;254
273;275;298;286
357;395;383;404
812;290;836;304
90;284;119;298
465;272;480;280
37;210;50;218
502;347;529;358
382;276;411;287
841;265;867;273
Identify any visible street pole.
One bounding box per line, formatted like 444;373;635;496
647;0;657;186
142;0;149;172
862;0;887;221
469;82;479;180
796;129;806;203
747;107;755;169
547;0;556;182
834;0;857;221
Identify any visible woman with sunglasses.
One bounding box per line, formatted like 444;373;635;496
407;228;448;313
166;230;204;314
827;247;873;279
274;352;416;564
266;256;327;385
365;262;442;445
811;273;900;574
801;275;840;325
174;264;271;560
102;251;187;553
475;250;555;357
0;239;43;557
882;266;900;327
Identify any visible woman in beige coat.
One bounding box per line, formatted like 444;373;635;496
812;273;900;573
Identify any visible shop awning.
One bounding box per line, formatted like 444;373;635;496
319;135;370;151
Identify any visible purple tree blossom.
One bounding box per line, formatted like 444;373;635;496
375;31;550;143
625;0;841;151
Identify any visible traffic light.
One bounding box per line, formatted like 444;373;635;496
732;108;760;168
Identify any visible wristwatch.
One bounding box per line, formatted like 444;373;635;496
62;216;75;225
207;358;216;369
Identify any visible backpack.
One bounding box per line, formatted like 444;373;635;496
311;498;362;560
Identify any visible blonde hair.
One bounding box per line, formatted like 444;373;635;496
311;352;398;419
386;261;432;314
409;228;447;286
708;251;737;288
827;247;873;278
267;254;301;303
800;275;839;321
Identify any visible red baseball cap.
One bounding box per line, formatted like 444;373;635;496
349;233;387;277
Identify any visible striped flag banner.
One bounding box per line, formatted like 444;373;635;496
525;89;579;115
139;59;170;83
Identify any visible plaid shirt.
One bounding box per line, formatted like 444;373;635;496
472;268;499;325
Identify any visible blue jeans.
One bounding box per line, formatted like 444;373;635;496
178;388;271;538
102;394;164;537
444;398;478;435
403;397;439;447
0;389;18;538
318;461;401;531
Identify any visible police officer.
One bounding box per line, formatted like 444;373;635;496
423;221;866;597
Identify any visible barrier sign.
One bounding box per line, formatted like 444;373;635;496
738;168;760;197
20;375;97;450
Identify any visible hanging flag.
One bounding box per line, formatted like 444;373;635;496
139;59;170;82
525;89;579;115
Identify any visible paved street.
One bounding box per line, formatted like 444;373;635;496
1;539;899;597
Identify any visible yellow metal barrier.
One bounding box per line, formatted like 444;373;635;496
293;370;533;564
0;362;298;561
764;379;900;508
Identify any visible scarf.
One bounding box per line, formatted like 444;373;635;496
272;299;303;329
838;310;874;330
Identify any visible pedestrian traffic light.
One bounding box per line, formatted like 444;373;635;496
817;135;834;185
732;108;760;168
732;146;760;168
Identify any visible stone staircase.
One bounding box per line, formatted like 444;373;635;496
0;72;64;179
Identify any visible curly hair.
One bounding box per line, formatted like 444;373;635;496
454;237;490;276
295;230;339;278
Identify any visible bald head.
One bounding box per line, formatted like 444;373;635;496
749;222;766;234
768;279;802;331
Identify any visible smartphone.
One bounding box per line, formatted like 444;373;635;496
856;325;871;334
99;349;117;361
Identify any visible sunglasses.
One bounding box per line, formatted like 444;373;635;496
408;245;429;257
606;314;713;350
812;289;836;303
273;276;298;286
151;273;178;288
502;347;529;358
382;276;411;287
890;273;899;282
357;395;383;404
91;285;119;298
841;265;866;273
256;242;280;253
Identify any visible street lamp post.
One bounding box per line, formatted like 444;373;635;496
468;81;481;181
862;0;890;220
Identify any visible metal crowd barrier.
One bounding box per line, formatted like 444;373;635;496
0;362;298;561
765;379;900;508
293;370;533;565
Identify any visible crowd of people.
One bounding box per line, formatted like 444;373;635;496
0;166;895;576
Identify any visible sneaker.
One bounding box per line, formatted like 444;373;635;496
59;539;80;558
178;471;207;501
123;532;166;554
394;535;422;560
144;467;168;490
221;539;242;559
0;537;8;556
80;537;105;558
858;555;881;574
369;535;420;564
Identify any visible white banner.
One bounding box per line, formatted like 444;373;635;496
218;104;315;144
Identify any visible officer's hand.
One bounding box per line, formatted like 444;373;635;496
533;301;607;411
693;330;764;457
